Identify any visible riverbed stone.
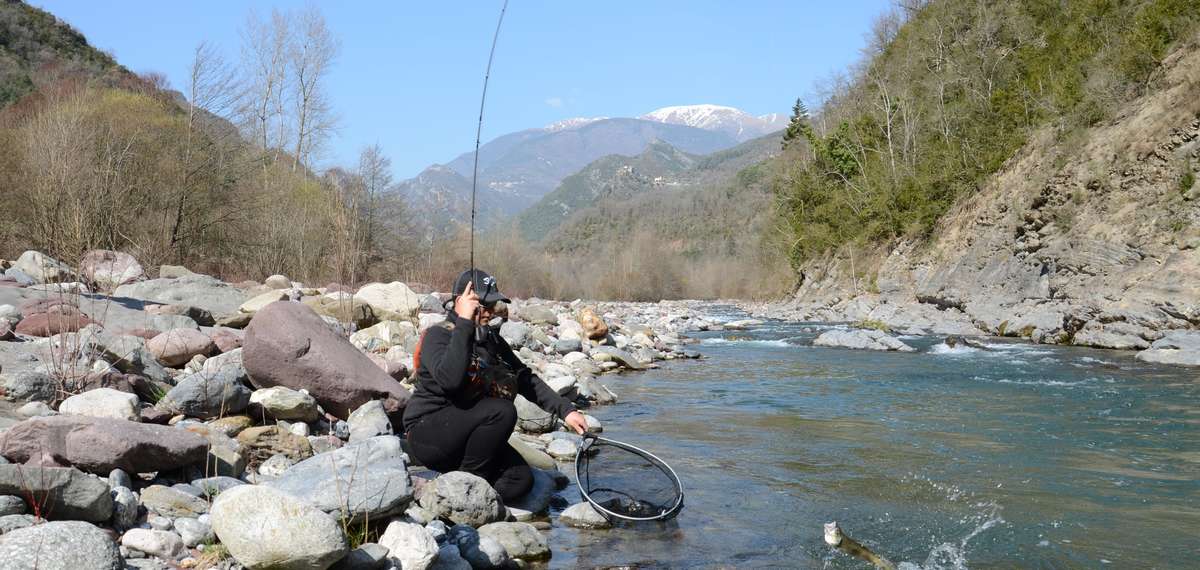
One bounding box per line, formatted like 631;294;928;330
476;522;550;562
159;369;251;419
147;328;216;367
237;425;312;464
0;465;112;522
265;435;412;521
577;307;609;340
812;329;916;352
378;521;438;570
243;301;410;419
13;250;74;284
211;484;349;570
355;282;422;323
173;516;214;547
115;274;247;316
122;528;187;560
430;543;472;570
1;371;56;403
80;250;144;290
0;514;36;534
1135;331;1200;366
141;485;208;518
0;520;122;569
111;485;138;529
348;400;393;442
249;386;320;421
0;415;208;474
447;524;511;569
416;471;505;528
58;388;140;421
590;345;646;369
499;322;530;348
0;496;24;516
507;434;555;470
240;290;289;313
560;502;610;529
331;543;390;570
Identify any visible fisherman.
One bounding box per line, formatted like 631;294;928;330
403;269;589;501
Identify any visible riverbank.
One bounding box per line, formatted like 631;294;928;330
0;249;717;569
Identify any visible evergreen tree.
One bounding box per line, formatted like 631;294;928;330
782;98;810;150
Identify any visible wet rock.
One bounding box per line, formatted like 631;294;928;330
147;328;216;367
348;400;393;442
122;528;187;560
58;388;140;421
0;415;208;474
211;484;349;570
590;345;646;369
0;465;112;522
560;502;610;529
0;520;122;570
476;522;550;562
243;301;410;419
141;485;209;518
416;471;505;528
355;282;422;323
378;521;438;570
249;386;320;421
266;435;412;521
813;329;916;352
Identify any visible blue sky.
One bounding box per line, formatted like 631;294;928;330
35;0;891;178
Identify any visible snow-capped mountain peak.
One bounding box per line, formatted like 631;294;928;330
640;104;783;142
543;117;608;132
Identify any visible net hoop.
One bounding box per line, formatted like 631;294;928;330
575;432;685;522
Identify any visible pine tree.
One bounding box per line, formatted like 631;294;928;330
782;98;810;150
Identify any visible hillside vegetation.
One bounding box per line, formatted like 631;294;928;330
774;0;1200;267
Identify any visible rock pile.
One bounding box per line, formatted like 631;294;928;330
0;250;712;568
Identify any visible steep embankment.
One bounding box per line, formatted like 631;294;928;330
771;37;1200;353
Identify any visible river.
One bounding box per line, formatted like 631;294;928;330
547;308;1199;568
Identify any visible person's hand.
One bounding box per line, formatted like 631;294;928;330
454;280;479;321
564;411;588;435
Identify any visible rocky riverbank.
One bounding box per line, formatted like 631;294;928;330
0;250;717;570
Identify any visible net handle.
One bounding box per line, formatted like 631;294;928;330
574;433;685;522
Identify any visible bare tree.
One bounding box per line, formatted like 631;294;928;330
289;6;339;173
239;9;291;157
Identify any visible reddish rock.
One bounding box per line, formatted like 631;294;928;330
243;301;410;419
0;415;209;474
139;405;174;425
210;327;244;353
18;298;77;317
15;306;93;337
147;328;216;367
80;249;144;290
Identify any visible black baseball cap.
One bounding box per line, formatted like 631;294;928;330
452;269;511;306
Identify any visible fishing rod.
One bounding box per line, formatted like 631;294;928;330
469;0;508;342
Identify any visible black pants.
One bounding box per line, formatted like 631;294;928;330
406;397;533;502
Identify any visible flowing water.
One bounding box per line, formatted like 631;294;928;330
547;308;1199;569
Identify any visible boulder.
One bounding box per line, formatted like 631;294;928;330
416;471;505;528
243;301;410;419
141;485;208;518
1135;331;1200;366
92;332;171;384
266;435;412;521
147;328;216;367
240;290;289;313
58;388;140;422
476;522;550;562
190;476;246;497
210;327;244;353
302;296;378;329
0;415;208;474
264;275;292;289
0;465;112;522
507;434;555;470
159;369;251;419
80;250;144;290
0;521;122;570
115;274;246;316
378;521;438;570
590;345;646;369
545;439;578;460
498;322;530;348
144;303;215;326
351;320;419;353
236;425;313;465
552;338;582;354
0;495;25;517
355;282;421;323
249;386;320;421
348;400;393;442
158;265;200;279
577;307;609;340
174;516;214;547
121;528;187;560
1072;321;1153;350
505;469;555;518
14;305;93;337
211;484;349;570
446;525;511;569
13;251;74;284
514;396;557;434
812;329;916;352
181;424;247;478
0;514;36;534
556;318;583;340
110;485;138;530
560;501;611;529
1;371;56;403
517;305;558;326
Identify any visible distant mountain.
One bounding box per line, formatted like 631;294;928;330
640;104;787;142
518;131;783;253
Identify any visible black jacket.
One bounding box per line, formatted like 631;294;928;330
402;314;576;433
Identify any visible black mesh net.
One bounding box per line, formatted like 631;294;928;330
575;435;684;521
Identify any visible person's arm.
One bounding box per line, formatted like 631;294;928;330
423;316;475;395
494;333;579;420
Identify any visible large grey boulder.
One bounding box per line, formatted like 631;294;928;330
348;400;393;442
266;435;412;521
115;274;246;316
476;522;550;562
0;520;122;570
354;282;421;323
0;415;208;474
243;301;410;419
1135;331;1200;366
12;251;74;284
0;465;112;522
211;485;348;570
377;521;438;570
415;471;505;528
159;368;251;419
812;329;916;352
498;322;530;349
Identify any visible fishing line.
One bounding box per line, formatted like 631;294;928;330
469;0;509;274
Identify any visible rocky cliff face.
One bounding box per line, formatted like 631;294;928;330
768;39;1200;351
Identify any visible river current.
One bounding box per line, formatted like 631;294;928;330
547;307;1199;569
